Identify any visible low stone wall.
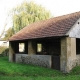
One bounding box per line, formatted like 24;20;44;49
15;54;52;68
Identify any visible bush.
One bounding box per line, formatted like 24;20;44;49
0;46;9;56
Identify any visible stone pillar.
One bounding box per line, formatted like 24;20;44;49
9;42;15;62
28;40;36;55
61;37;76;73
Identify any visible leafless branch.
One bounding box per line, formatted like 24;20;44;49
0;14;9;39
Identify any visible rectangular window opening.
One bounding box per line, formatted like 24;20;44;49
19;43;25;52
37;43;42;52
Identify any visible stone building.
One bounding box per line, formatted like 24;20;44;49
9;11;80;73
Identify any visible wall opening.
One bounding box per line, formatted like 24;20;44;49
36;38;61;55
37;43;42;52
36;38;61;70
76;39;80;54
19;43;25;52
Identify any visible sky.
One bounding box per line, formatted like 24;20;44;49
0;0;80;34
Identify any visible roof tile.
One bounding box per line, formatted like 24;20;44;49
9;11;80;41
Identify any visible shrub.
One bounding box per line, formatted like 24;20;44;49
0;46;9;56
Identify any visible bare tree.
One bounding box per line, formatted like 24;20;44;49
0;14;9;39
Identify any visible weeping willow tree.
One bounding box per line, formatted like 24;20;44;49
11;1;51;33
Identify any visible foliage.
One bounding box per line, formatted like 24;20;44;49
1;48;9;56
0;46;7;54
11;1;51;33
0;57;80;80
3;28;14;40
0;47;9;56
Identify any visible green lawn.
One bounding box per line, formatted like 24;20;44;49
0;57;80;80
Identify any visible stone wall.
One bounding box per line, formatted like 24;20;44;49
67;54;80;70
61;37;76;73
76;54;80;65
28;41;36;55
16;54;51;68
67;58;77;71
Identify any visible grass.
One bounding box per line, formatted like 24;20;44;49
0;57;80;80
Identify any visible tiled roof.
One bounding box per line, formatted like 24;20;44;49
9;11;80;41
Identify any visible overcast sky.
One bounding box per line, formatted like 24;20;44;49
0;0;80;34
